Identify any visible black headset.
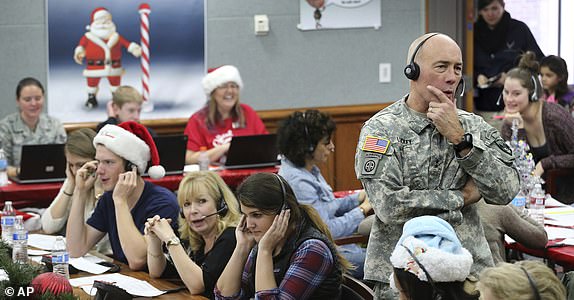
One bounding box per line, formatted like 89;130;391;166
496;73;540;106
520;266;542;300
301;112;315;153
529;75;540;102
402;245;444;300
273;173;289;212
404;33;465;98
404;33;439;81
179;184;228;218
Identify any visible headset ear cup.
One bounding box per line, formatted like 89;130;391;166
218;199;228;217
456;78;466;98
404;63;420;80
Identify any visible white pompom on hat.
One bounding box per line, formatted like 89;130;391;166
201;65;243;96
93;121;165;179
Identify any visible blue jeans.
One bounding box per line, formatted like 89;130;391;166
338;244;366;279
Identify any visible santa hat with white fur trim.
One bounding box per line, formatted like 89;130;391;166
389;216;473;285
93;121;165;179
201;65;243;96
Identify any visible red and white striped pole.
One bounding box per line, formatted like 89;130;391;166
138;3;152;111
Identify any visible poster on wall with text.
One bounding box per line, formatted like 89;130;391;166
298;0;381;31
46;0;206;123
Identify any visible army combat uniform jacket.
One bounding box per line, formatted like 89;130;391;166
354;97;520;284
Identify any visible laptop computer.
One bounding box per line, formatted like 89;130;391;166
222;134;280;169
152;134;188;175
10;144;66;184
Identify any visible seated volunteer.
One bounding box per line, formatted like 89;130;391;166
390;216;478;300
41;128;111;254
145;171;240;298
0;77;67;178
215;173;348;299
66;121;179;270
478;260;566;300
96;85;156;136
277;109;372;278
184;65;267;165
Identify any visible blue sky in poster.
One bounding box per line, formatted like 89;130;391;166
47;0;206;123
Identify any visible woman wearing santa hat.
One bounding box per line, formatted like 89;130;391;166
184;65;268;165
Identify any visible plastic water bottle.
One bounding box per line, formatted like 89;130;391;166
529;183;545;225
12;215;28;264
198;146;209;171
51;236;70;279
511;190;527;214
0;148;8;187
1;201;16;245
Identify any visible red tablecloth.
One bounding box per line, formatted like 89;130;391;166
0;166;279;209
506;239;574;271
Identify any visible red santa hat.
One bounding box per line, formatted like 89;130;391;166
201;65;243;96
91;7;111;23
93;121;165;179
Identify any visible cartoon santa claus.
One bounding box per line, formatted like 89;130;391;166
73;7;142;109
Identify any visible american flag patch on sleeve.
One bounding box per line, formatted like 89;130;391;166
362;136;390;154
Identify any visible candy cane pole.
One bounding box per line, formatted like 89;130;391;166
138;3;152;111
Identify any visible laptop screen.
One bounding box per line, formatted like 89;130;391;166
152;134;188;175
12;144;66;183
223;134;280;169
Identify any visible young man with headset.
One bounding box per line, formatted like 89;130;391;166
66;121;179;271
354;33;520;299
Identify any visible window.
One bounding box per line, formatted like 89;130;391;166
506;0;574;84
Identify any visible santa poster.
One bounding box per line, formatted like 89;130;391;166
46;0;205;123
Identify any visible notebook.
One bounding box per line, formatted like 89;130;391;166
10;144;66;184
222;134;280;169
152;134;188;175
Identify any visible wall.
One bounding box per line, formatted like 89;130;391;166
0;0;424;120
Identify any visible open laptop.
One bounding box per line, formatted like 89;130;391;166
222;134;280;169
152;134;188;175
10;144;66;184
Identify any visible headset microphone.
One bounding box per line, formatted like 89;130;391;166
201;207;227;219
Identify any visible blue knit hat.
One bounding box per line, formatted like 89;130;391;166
390;216;473;283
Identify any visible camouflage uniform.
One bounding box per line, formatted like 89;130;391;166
354;98;519;292
0;113;67;167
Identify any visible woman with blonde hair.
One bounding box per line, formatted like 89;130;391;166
478;260;566;300
215;173;349;299
184;65;267;165
41;128;110;253
145;171;240;299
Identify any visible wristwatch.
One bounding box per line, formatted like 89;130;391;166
453;133;473;153
165;236;181;247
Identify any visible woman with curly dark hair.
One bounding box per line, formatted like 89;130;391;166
277;109;373;279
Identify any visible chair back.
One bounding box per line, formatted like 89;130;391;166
341;273;374;300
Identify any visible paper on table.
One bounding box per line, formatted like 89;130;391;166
544;207;574;227
28;234;64;250
70;273;166;297
545;196;569;208
545;226;574;240
27;249;50;256
70;257;110;274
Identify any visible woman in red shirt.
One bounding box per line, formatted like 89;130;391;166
184;65;267;164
